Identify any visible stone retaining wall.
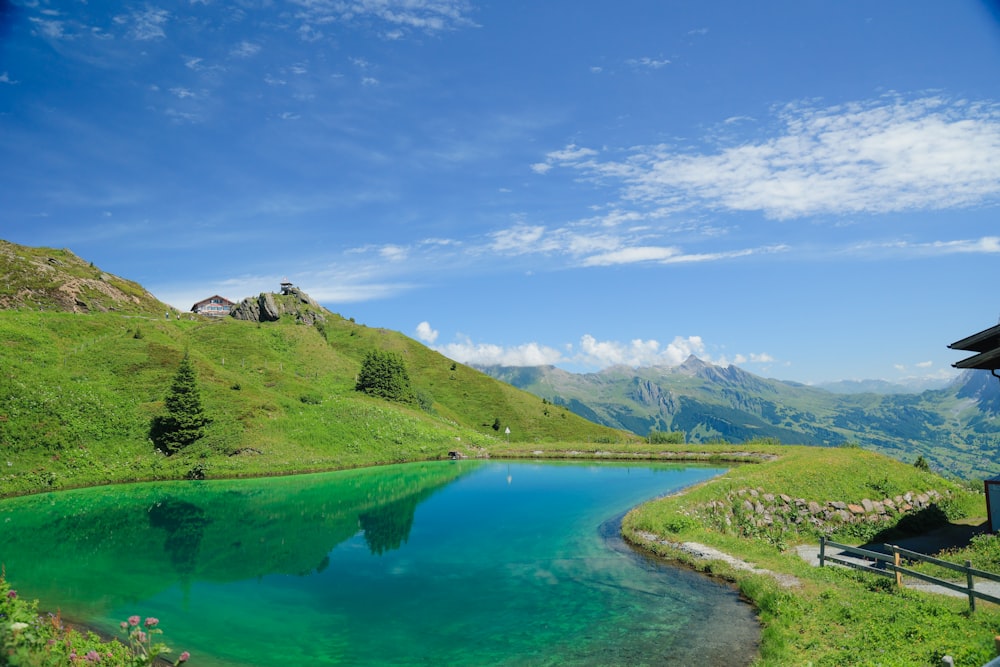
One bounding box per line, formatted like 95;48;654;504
692;487;945;536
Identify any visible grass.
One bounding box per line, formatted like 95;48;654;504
622;445;1000;666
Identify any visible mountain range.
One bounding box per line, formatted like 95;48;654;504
476;356;1000;479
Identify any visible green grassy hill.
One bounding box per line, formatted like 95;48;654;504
0;241;631;497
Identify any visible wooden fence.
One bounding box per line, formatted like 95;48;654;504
819;536;1000;612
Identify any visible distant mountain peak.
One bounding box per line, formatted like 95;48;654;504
677;354;710;374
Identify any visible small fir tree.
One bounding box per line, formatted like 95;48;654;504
355;349;415;404
150;353;210;455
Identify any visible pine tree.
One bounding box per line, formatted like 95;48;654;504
150;353;210;455
355;349;415;404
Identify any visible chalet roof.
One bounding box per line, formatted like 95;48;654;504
191;295;235;308
950;322;1000;370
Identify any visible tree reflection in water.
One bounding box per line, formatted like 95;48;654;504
147;497;211;576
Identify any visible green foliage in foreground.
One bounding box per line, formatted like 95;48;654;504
0;570;190;666
0;310;630;496
623;446;1000;666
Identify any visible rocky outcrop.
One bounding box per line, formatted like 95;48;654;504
230;288;327;326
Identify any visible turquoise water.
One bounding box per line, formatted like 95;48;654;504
0;461;759;665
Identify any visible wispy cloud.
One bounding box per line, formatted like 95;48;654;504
847;236;1000;257
29;17;66;39
626;56;671;69
288;0;477;39
540;95;1000;220
230;41;261;58
114;7;170;41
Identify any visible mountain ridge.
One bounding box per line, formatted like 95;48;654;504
476;358;1000;479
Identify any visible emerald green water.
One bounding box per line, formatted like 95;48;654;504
0;461;759;665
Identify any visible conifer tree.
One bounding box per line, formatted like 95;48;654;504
355;349;415;404
150;353;210;455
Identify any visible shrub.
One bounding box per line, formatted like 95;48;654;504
647;429;685;444
299;393;322;405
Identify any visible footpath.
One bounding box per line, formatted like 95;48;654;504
795;522;1000;601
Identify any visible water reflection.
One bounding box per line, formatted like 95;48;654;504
148;498;210;576
0;461;760;666
359;492;425;556
0;460;469;614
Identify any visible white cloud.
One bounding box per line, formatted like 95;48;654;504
849;235;1000;258
436;336;564;367
117;7;170;41
29;18;66;39
489;225;546;254
231;41;261;58
415;321;439;344
576;334;706;367
380;245;408;261
288;0;476;41
541;96;1000;220
626;56;671;69
581;246;679;266
434;333;721;370
0;72;17;85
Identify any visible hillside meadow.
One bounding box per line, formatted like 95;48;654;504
0;309;629;496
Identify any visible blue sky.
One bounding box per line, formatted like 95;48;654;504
2;1;999;385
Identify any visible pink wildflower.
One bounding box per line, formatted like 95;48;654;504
177;651;191;664
136;631;147;643
6;590;15;599
144;617;159;628
128;615;140;626
120;621;128;630
85;650;101;662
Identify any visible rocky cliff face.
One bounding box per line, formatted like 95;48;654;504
230;287;328;325
0;240;167;315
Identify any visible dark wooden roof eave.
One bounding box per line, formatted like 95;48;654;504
953;347;1000;370
949;322;1000;353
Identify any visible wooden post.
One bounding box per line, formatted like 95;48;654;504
966;560;976;612
994;635;1000;656
819;536;826;567
894;548;902;588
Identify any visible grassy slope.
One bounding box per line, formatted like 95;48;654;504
622;445;1000;666
0;240;166;315
0;309;631;496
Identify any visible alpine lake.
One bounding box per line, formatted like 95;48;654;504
0;460;760;666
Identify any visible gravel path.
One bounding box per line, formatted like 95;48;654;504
632;531;802;589
795;541;1000;601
